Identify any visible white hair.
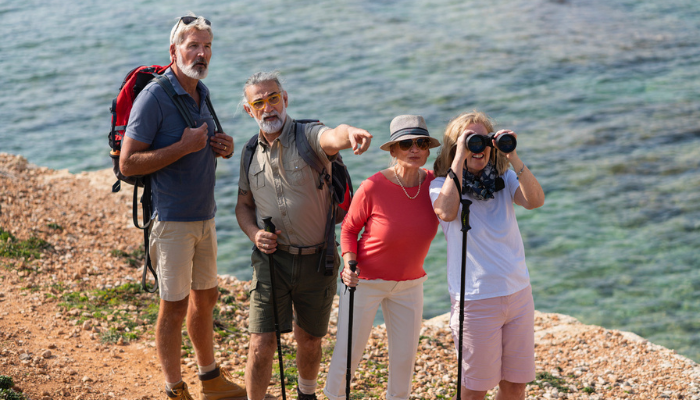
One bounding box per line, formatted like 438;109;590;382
243;71;285;101
169;12;213;45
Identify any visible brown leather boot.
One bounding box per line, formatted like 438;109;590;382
165;381;195;400
198;365;247;400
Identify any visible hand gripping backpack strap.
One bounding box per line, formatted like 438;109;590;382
293;121;336;275
153;75;197;129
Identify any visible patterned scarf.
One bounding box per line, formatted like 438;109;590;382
462;161;504;201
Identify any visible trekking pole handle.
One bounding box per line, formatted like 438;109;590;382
262;217;276;233
347;260;358;293
348;260;358;273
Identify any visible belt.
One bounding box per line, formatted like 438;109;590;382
276;244;325;255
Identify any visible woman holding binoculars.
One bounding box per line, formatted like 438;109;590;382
429;111;545;400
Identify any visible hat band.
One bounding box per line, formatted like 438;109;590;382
389;127;429;142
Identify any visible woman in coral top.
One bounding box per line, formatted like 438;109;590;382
324;115;440;400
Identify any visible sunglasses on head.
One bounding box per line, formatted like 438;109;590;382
178;16;211;27
248;93;282;110
397;138;431;151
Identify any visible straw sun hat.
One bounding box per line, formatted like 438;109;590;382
379;115;441;151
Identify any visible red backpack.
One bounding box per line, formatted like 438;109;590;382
108;64;172;189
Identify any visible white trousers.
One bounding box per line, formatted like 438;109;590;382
323;276;426;400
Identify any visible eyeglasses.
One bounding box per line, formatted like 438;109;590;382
248;93;282;110
397;138;431;151
178;16;211;26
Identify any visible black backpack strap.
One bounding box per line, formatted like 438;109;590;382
141;221;158;293
204;95;223;133
153;75;196;128
130;176;157;292
294;121;329;189
320;199;337;276
132;177;152;230
243;134;260;183
294;121;336;276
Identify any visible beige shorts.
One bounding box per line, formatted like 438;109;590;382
149;217;219;301
450;285;535;391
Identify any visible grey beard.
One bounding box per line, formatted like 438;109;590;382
177;57;208;80
255;109;286;134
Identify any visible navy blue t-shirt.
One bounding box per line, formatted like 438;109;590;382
125;68;217;221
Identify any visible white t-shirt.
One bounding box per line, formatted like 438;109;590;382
429;170;530;302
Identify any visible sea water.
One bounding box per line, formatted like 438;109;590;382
1;0;699;361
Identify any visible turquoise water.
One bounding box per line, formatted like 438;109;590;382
2;0;699;361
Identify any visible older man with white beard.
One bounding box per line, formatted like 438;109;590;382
235;71;372;400
120;13;245;400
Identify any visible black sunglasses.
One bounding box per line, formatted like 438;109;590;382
179;16;211;26
397;138;431;151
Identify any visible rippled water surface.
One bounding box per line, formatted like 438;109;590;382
2;0;699;361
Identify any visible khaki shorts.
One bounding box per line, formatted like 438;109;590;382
149;217;219;302
248;248;339;338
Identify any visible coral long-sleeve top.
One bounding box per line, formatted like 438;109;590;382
340;169;438;281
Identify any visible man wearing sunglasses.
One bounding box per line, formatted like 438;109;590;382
235;71;372;400
119;13;244;400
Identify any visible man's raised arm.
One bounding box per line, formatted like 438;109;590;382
319;124;372;157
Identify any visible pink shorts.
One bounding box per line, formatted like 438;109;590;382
450;285;535;391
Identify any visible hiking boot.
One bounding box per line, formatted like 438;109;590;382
296;387;318;400
166;381;195;400
198;365;247;400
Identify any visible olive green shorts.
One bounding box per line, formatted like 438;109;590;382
248;248;339;338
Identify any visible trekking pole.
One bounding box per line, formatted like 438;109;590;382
345;260;358;399
456;198;471;400
262;217;287;400
448;167;472;400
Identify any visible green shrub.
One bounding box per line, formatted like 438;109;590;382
47;222;63;230
0;228;50;259
0;376;26;400
100;328;124;344
0;375;12;390
532;371;570;393
110;247;144;267
0;389;26;400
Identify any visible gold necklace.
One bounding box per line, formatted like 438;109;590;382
394;165;422;200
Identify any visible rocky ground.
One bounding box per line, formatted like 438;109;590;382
1;152;700;400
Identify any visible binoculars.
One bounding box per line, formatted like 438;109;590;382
466;132;517;154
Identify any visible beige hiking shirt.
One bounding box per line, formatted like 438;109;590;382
238;117;333;247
